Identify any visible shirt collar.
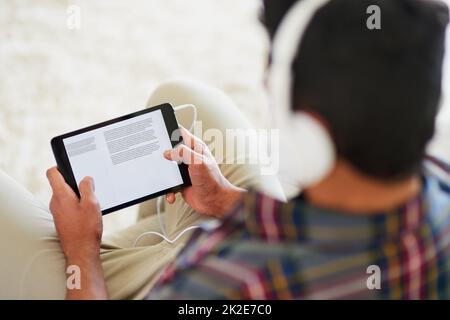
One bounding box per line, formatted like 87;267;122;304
241;177;430;247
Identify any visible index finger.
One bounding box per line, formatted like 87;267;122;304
166;144;203;165
179;126;205;154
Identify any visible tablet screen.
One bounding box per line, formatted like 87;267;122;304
62;109;183;211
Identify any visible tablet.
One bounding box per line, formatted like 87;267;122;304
51;103;191;214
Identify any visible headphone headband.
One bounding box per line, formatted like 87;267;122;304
268;0;336;189
269;0;332;123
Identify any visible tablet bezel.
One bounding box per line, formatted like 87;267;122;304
51;103;191;215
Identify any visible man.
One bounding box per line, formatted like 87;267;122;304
2;0;450;299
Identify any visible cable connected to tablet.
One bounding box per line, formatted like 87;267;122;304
133;104;201;247
172;104;197;132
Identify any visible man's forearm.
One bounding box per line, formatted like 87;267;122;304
65;250;108;300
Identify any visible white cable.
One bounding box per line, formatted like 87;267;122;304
133;103;200;247
133;226;201;247
173;104;197;132
156;196;167;236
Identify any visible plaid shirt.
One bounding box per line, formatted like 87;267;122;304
148;157;450;299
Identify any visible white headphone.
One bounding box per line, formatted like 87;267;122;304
268;0;336;188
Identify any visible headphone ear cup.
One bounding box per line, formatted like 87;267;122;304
277;112;335;188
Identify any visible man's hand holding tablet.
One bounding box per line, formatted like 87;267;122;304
163;126;245;218
47;104;245;254
46;125;244;247
46;106;245;299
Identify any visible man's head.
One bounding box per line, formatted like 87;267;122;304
262;0;449;181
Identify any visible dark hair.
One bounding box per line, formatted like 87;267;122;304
262;0;449;180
